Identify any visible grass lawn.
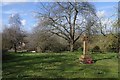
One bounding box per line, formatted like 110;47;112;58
2;51;118;79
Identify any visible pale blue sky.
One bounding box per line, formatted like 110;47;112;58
1;2;118;32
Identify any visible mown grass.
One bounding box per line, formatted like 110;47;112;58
2;51;119;79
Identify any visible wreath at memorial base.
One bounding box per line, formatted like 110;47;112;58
79;55;94;64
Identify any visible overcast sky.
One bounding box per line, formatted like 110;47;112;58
1;2;118;32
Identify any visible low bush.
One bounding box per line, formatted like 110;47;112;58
91;46;102;53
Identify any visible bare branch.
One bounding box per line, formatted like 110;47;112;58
74;30;85;43
49;17;70;35
49;30;69;41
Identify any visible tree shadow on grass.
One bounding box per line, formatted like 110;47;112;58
2;52;118;79
3;53;77;78
2;52;20;62
93;55;117;63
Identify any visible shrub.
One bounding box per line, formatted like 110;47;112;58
74;41;82;51
46;42;68;53
77;47;83;52
91;46;101;53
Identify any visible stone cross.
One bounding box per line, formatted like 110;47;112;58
83;34;88;55
79;34;93;64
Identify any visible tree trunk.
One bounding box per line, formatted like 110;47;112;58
70;40;74;52
14;44;17;53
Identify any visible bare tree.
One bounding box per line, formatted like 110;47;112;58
35;2;97;52
2;13;25;53
2;26;12;50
